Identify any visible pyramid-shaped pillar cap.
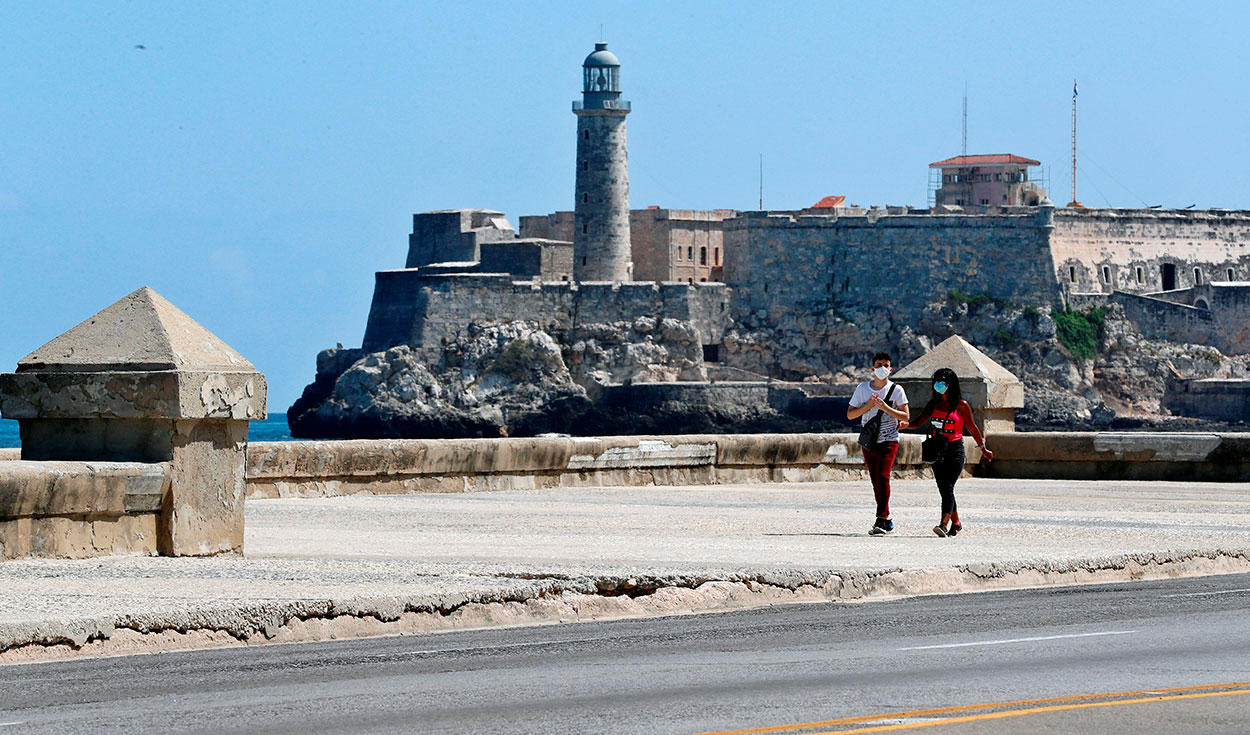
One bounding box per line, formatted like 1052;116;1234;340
2;287;265;421
893;335;1023;409
17;286;256;373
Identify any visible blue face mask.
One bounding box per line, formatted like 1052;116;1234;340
934;381;948;395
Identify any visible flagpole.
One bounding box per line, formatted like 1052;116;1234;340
1069;80;1081;207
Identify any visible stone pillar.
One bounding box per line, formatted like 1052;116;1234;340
892;335;1023;434
0;287;266;556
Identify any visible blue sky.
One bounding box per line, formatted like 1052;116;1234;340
2;1;1247;409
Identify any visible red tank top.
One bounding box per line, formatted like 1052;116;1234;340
932;403;965;441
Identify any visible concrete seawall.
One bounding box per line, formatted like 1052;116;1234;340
243;431;1250;499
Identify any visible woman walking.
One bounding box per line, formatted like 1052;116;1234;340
907;368;993;537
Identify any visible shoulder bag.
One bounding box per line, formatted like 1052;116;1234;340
857;383;897;449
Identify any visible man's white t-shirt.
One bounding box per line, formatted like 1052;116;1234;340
849;380;908;443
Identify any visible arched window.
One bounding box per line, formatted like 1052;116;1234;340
1101;266;1110;284
582;193;589;204
687;246;692;259
699;247;707;265
1069;266;1077;283
1229;268;1236;281
1136;267;1144;284
1194;267;1203;285
715;248;721;265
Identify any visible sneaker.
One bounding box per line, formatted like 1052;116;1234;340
948;523;962;537
933;524;948;537
869;518;894;535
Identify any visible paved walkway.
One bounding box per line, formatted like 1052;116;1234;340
2;478;1249;659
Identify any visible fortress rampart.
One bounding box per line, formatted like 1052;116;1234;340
723;208;1064;325
361;272;731;357
1050;209;1250;293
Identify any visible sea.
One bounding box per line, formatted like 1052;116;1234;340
0;413;297;449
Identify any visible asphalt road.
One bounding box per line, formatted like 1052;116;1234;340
3;574;1250;734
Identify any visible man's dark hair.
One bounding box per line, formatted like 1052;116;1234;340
872;351;892;364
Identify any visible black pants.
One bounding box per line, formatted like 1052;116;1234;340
932;439;965;516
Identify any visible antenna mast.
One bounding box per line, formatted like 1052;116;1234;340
962;82;967;156
759;153;763;210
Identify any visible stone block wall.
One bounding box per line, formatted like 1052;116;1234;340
361;272;732;356
243;430;1250;499
1108;291;1223;352
1050;209;1250;294
522;209;736;283
0;461;169;559
723;208;1063;326
1163;379;1250;422
406;210;516;269
479;239;574;281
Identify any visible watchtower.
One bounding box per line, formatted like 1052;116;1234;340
573;42;632;282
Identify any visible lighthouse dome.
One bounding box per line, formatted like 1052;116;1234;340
583;42;620;67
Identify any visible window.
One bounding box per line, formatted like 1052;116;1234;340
581;160;588;171
1136;266;1144;284
1069;266;1077;283
699;247;707;265
582;223;588;234
763;284;769;293
583;129;589;141
700;277;707;282
687;246;692;260
1101;266;1110;284
582;193;588;204
1162;263;1176;290
1229;268;1236;281
715;247;721;265
581;256;587;265
1194;268;1203;285
980;199;990;205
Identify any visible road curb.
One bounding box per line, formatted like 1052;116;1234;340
3;548;1248;664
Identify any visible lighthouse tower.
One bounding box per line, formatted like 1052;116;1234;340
573;42;632;282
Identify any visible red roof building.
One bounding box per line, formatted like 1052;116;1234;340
810;195;847;209
929;154;1046;208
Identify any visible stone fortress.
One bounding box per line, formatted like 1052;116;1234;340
289;42;1250;438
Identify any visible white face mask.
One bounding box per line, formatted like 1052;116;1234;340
872;366;891;380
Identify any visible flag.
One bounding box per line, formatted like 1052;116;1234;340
1073;81;1079;98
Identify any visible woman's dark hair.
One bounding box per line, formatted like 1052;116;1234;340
923;367;962;415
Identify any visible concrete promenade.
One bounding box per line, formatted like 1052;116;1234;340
2;477;1249;662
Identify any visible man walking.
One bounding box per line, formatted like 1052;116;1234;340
847;352;909;535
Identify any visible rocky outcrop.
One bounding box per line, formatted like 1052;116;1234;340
291;293;1250;439
289;319;771;439
289;324;591;438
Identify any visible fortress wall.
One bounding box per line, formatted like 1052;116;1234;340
243;431;1250;499
629;211;671;281
479;240;574;280
361;269;433;351
1163;379;1250;423
1050;209;1250;293
364;275;733;360
724;210;1062;326
1109;291;1222;349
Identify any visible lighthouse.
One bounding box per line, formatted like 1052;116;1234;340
573;42;632;282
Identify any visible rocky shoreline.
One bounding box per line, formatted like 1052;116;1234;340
289;297;1250;439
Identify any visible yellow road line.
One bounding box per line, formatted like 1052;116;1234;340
810;688;1250;734
691;681;1250;735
